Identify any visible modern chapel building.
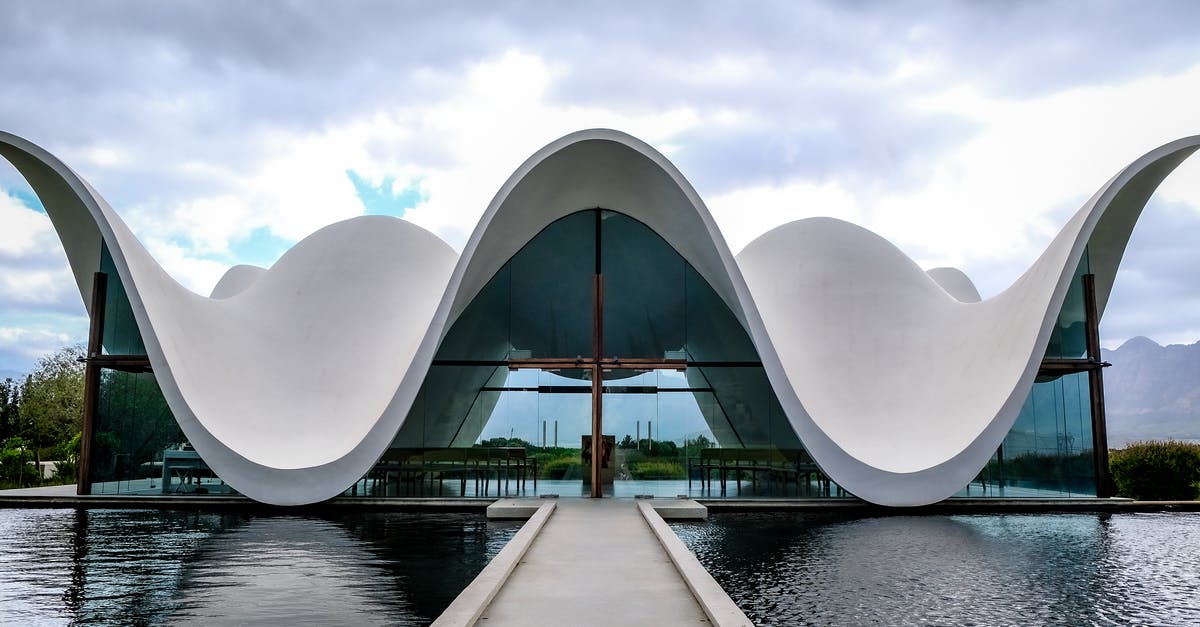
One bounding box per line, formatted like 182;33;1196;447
2;129;1196;507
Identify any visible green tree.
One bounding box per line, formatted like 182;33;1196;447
0;377;19;441
18;345;85;451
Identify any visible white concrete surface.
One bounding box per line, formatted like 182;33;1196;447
433;502;556;627
638;501;751;627
486;498;547;520
478;499;709;626
649;498;708;521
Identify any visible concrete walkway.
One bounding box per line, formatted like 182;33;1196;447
0;483;77;496
478;499;711;626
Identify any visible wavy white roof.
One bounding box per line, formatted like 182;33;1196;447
1;129;1196;506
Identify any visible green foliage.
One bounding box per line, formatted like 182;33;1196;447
628;460;685;480
0;436;33;486
49;432;81;482
0;377;20;442
683;434;713;458
618;434;636;449
1110;440;1200;501
622;439;680;457
540;455;582;480
18;345;85;449
478;437;531;448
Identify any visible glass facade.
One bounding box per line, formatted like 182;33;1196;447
959;371;1096;497
88;244;227;495
1044;248;1090;360
958;252;1099;498
382;209;824;498
89;370;188;494
98;243;146;356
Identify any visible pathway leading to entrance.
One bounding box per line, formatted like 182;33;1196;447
478;499;714;626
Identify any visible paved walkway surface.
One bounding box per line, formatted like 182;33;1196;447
0;484;77;496
479;498;709;626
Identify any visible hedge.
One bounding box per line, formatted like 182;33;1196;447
1109;440;1200;501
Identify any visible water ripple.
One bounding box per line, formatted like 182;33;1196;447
0;509;519;626
672;512;1200;626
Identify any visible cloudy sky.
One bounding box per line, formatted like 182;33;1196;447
1;2;1200;378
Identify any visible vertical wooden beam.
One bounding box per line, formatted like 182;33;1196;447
78;271;107;495
590;274;604;498
591;364;602;498
1082;273;1115;497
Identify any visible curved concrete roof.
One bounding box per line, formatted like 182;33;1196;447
1;129;1196;506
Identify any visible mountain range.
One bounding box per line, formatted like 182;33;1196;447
1102;336;1200;446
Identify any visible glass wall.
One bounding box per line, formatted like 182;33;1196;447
959;371;1096;497
380;209;823;498
98;243;147;356
603;369;720;496
430;211;596;362
88;244;226;495
89;370;191;494
1044;249;1090;359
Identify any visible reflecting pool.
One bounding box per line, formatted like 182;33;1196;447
0;509;520;625
672;512;1200;626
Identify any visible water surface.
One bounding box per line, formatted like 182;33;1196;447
672;512;1200;626
0;508;520;625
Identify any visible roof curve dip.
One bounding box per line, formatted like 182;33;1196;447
0;128;1196;506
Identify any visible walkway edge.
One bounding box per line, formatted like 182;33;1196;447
432;501;556;627
637;501;752;627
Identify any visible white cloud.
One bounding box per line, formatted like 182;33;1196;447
0;326;76;359
4;3;1200;372
804;62;1200;297
0;190;56;257
0;189;78;309
141;238;234;296
708;180;865;253
318;49;708;250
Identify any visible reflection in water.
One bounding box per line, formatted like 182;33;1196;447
6;508;1198;625
0;509;520;626
172;517;404;625
672;512;1200;626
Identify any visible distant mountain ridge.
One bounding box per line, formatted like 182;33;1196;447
1102;336;1200;446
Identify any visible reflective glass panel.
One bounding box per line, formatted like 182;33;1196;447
99;243;147;356
89;369;215;495
1045;250;1090;359
509;211;595;359
601;211;686;358
964;371;1096;497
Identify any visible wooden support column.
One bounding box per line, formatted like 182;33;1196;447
590;274;603;498
78;271;107;495
1082;273;1115;497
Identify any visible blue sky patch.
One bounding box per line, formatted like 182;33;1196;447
10;187;45;214
346;170;424;218
227;227;295;269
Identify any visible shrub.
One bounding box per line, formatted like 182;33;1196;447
628;460;684;480
0;437;33;486
1110;440;1200;501
540;456;582;480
